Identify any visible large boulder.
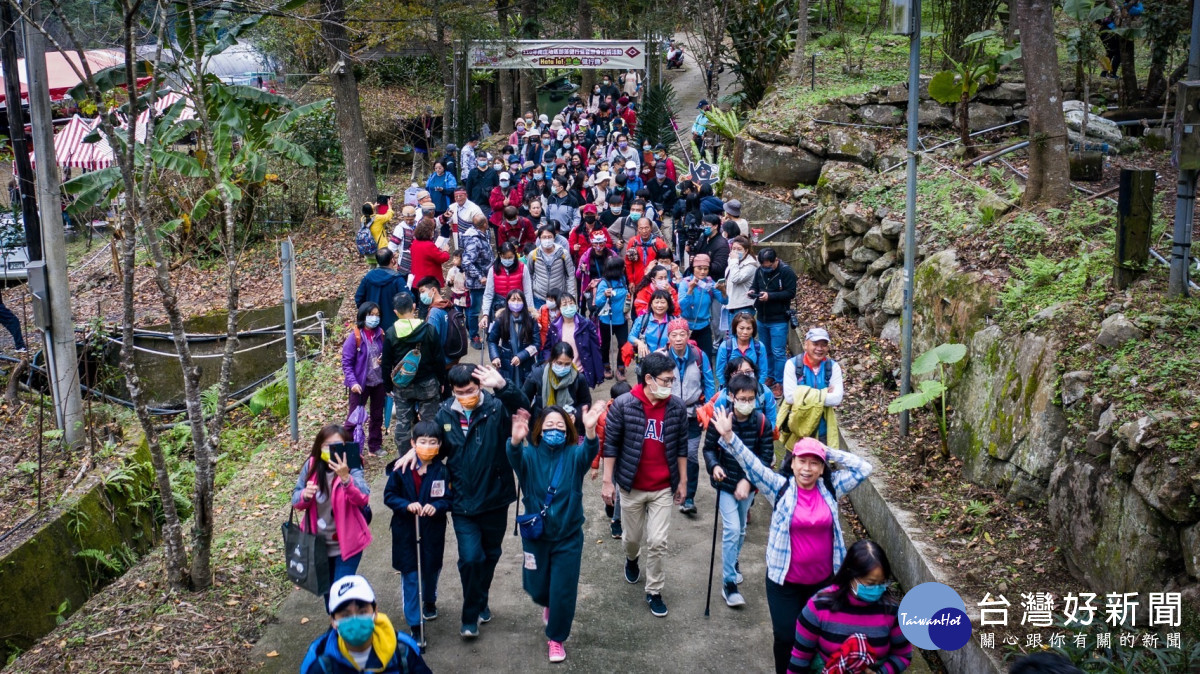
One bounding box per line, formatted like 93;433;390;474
841;203;873;234
978;82;1026;103
817;161;874;200
1183;523;1200;579
856;273;882;307
721;180;796;224
828;262;862;288
917;101;955;127
1132;450;1200;524
815;103;855;124
733;135;824;187
863;226;895;252
1096;313;1144;348
881;272;905;315
1048;459;1182;591
851;246;882;264
865;250;897;276
948;325;1067;501
1064;105;1124;145
826;128;877;167
966;103;1010;131
858;104;905;126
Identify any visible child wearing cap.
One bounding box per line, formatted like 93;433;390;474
708;408;873;674
300;574;431;674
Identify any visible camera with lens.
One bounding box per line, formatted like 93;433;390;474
682;220;704;251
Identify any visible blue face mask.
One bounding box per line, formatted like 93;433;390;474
336;614;376;647
551;363;572;377
853;581;888;603
561;305;578;319
542;428;567;446
365;315;380;329
703;226;713;237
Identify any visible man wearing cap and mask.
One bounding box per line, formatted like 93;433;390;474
300;575;431;674
622;159;644;195
781;327;844;447
645;159;678;217
446;185;485;248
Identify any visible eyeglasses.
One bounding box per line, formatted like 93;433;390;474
733;398;757;405
653;375;677;387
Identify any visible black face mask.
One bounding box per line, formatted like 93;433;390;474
583;215;597;223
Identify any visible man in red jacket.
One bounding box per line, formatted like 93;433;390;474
494;205;536;251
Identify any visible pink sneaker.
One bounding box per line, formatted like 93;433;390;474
543;606;550;626
548;640;566;663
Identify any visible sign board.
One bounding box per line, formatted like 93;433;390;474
469;40;646;70
688;160;718;189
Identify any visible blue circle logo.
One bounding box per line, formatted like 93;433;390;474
896;582;972;651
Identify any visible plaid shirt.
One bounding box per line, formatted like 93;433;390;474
718;435;872;585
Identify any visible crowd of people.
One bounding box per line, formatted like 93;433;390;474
308;80;916;674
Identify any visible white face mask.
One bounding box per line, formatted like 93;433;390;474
734;400;756;416
540;239;555;250
655;279;669;290
649;381;673;400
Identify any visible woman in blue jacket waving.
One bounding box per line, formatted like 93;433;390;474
506;403;604;664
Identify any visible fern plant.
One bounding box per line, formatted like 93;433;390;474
636;83;681;157
706;108;743;141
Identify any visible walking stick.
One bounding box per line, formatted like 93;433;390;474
704;490;720;617
414;512;428;649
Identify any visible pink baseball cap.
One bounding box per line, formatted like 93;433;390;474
790;438;827;462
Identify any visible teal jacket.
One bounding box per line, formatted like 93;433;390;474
506;437;597;542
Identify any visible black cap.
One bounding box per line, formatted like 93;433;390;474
376;195;391;204
696;99;709;110
654;143;666;151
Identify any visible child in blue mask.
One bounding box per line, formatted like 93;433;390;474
299;574;431;674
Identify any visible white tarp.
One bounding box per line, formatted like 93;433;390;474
468;40;646;70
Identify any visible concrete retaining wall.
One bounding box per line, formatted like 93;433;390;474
0;442;158;662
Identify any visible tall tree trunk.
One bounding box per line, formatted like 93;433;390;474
1119;36;1137;108
578;0;595;96
519;0;538;115
320;0;376;227
498;0;514;135
1016;0;1072;206
787;0;810;81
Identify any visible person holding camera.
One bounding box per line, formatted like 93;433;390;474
750;248;798;397
687;213;729;283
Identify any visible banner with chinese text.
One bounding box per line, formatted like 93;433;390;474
468;40;646;70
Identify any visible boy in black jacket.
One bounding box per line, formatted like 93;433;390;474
381;294;447;453
384;420;453;644
703;374;774;608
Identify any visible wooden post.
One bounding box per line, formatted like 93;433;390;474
1114;168;1155;289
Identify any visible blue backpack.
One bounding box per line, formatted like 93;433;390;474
355;219;377;257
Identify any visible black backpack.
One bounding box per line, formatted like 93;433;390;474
444;305;470;360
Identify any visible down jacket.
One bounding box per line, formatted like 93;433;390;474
602;386;688;493
526;243;577;301
702;401;773;493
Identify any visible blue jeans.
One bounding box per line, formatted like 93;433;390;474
453;507;508;626
532;296;545;311
467;288;485;341
401;568;441;629
757;320;789;383
719;490;752;584
0;298;25;350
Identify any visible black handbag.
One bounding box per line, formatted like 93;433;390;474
282;506;331;596
515;455;566;541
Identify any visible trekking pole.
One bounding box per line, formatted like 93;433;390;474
414;512;428;649
704;491;720;617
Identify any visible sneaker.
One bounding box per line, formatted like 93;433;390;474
422;602;438;621
735;562;743;585
646;593;668;617
479;607;493;623
610;519;623;539
542;606;550;626
680;498;697;515
723;582;746;607
460;623;479;639
605;503;615;519
410;625;423;644
624;557;641;584
548;640;567;663
471;337;483;350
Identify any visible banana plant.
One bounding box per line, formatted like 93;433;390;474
927;30;1021;158
887;342;967;459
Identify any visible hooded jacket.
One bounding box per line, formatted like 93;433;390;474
459;226;494;291
507;436;597;542
354;268;412;334
380;317;446;391
435;380;530;516
546;190;582;234
751;262;799;324
465;165;499;206
299;613;430;674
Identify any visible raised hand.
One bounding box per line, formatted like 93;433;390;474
581;404;604;434
710;407;734;442
474;364;506;390
328;452;351;481
511;408;531;445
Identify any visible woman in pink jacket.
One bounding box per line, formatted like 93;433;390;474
292;424;373;603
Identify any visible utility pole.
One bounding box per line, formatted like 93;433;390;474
1168;0;1200;297
280;238;299;444
23;1;84;446
899;0;921;436
0;2;41;261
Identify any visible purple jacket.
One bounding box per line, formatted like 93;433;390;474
575;247;618;294
542;315;604;388
341;326;385;389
